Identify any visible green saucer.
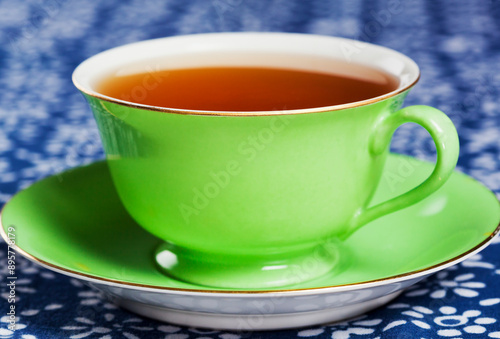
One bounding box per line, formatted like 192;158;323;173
1;154;499;292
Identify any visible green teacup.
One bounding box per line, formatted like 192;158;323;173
73;33;459;289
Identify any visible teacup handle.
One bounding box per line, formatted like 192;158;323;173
346;105;459;237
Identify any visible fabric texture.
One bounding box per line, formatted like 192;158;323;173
1;0;500;338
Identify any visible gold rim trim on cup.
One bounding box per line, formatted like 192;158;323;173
1;192;499;295
72;73;420;117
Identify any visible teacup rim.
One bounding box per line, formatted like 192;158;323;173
72;32;420;116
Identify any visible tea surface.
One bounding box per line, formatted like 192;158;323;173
98;65;398;111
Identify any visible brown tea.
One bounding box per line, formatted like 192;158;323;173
98;63;399;111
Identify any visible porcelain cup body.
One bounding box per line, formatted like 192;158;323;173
73;33;459;288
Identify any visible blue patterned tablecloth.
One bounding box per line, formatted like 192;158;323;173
1;1;500;338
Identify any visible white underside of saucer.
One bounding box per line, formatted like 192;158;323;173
115;291;402;330
81;274;434;330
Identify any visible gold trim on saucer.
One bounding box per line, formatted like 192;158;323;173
1;194;499;295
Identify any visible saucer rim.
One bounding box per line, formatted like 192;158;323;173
1;155;499;295
5;227;498;296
